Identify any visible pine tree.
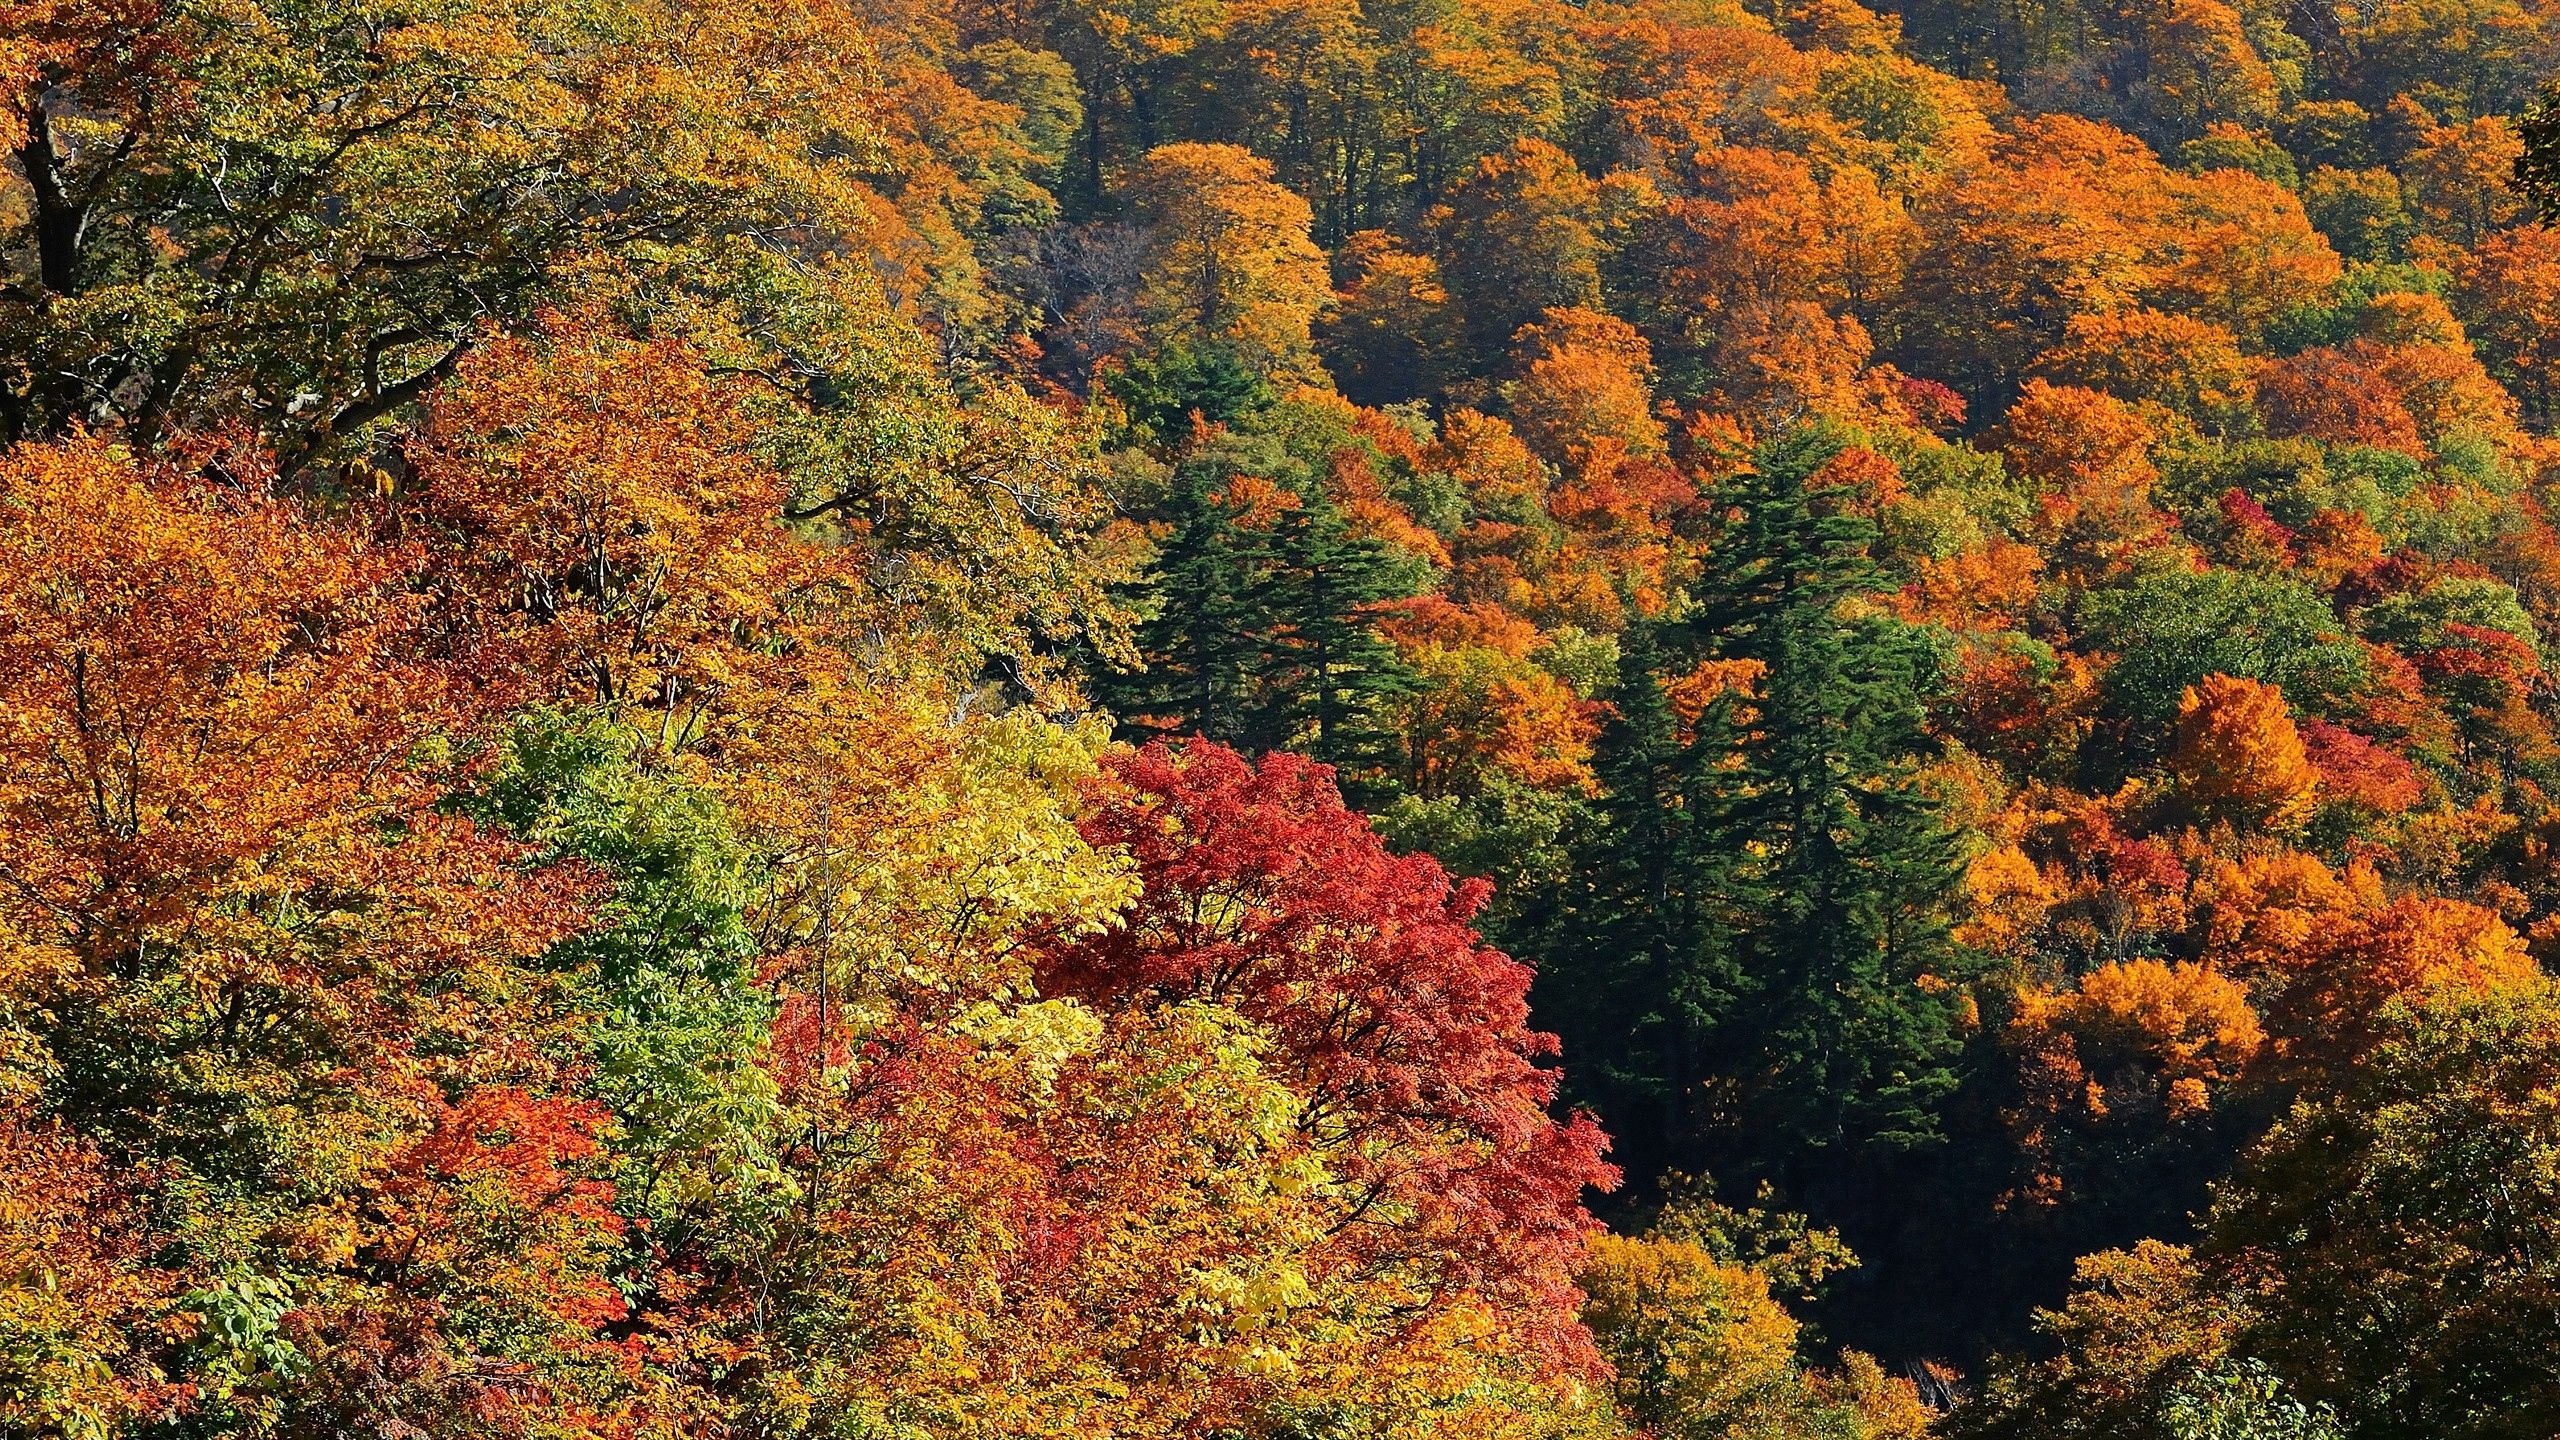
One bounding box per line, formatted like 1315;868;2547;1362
1100;423;1421;783
1103;457;1285;748
1527;620;1745;1173
1263;485;1426;778
1697;427;1970;1175
1538;423;1971;1194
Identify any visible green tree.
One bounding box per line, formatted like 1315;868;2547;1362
1528;618;1746;1165
0;0;889;466
467;715;789;1239
1101;419;1423;781
1692;426;1971;1174
2073;561;2371;759
2160;1362;2345;1440
1539;424;1972;1191
2206;982;2560;1439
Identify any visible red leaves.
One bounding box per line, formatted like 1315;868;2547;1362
2301;720;2425;816
384;1088;628;1327
1039;740;1616;1372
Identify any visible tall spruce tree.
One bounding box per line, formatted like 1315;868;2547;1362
1266;483;1424;771
1100;419;1421;783
1109;455;1286;747
1535;423;1971;1195
1526;619;1747;1169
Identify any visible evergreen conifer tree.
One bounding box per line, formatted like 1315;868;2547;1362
1100;422;1421;786
1537;423;1971;1195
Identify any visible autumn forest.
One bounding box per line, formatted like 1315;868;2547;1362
11;0;2560;1434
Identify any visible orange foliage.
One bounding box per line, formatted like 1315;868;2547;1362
1505;306;1667;468
2454;222;2560;417
2270;895;2542;1060
1996;380;2170;577
2171;674;2322;828
0;436;571;977
404;314;830;717
1324;229;1457;402
2254;347;2427;455
1955;844;2060;958
2008;959;2264;1125
1387;599;1606;795
2027;789;2193;961
2194;847;2379;977
1895;537;2046;631
0;1112;176;1433
2031;308;2256;430
2404;109;2531;244
1809;444;1907;517
1129;142;1335;379
1664;657;1772;745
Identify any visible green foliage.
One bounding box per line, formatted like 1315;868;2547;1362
1099;416;1425;782
1108;341;1282;447
2205;983;2560;1438
2075;563;2370;743
2362;576;2542;660
1533;423;1973;1187
2159;1362;2344;1440
471;715;790;1230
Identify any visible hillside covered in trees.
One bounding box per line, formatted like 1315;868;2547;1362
11;0;2560;1435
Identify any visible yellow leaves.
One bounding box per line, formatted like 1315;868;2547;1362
7;0;910;455
1058;0;1233;70
955;997;1106;1101
2077;961;2262;1109
1995;1240;2240;1420
2193;847;2375;977
2132;0;2279;136
1955;844;2059;958
2172;674;2322;830
724;689;1137;1004
1325;231;1458;401
2404;109;2531;245
2270;894;2541;1063
1128;142;1333;382
1385;601;1606;796
1580;1232;1803;1398
2031;308;2257;431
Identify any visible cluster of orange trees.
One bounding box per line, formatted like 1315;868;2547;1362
10;0;2560;1435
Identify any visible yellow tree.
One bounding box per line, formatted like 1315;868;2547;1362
0;0;896;465
2131;0;2279;140
2031;308;2257;435
1128;142;1335;381
2403;108;2532;245
402;312;833;725
1504;307;1668;470
1994;380;2169;582
1324;229;1460;403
